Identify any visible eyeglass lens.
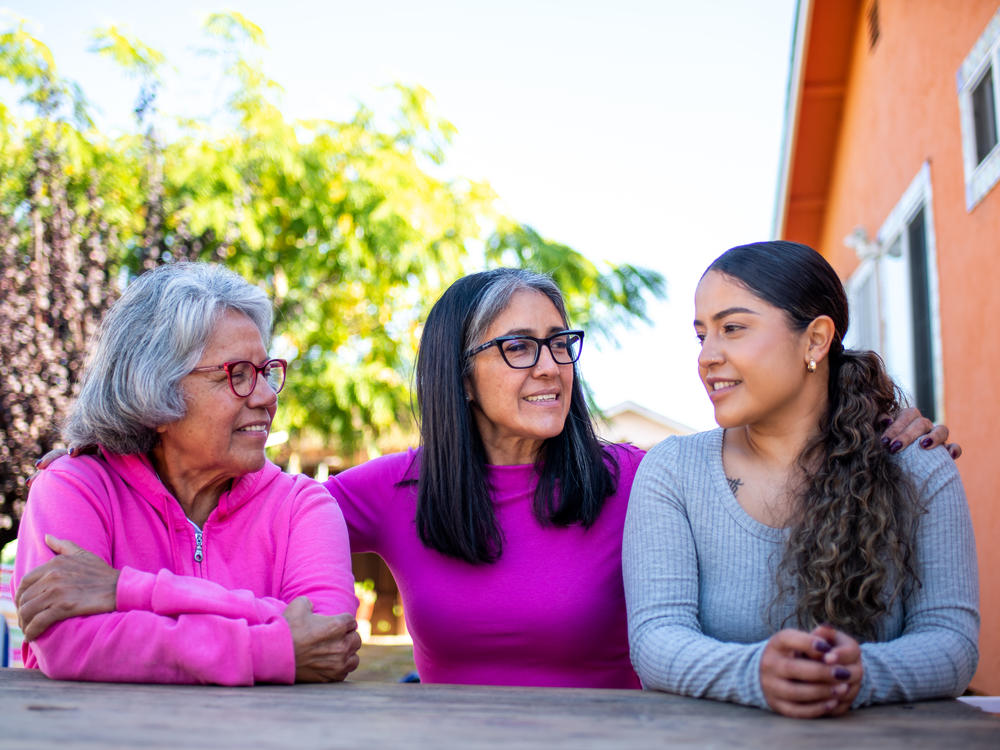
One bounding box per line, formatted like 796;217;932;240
229;361;285;397
500;333;582;368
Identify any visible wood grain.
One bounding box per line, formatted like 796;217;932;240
2;667;997;749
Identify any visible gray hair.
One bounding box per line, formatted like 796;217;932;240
461;269;568;374
63;262;273;454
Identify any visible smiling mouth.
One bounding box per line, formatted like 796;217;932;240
711;381;740;391
236;424;269;433
524;394;558;403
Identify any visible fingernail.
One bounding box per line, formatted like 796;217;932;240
889;440;903;454
920;437;933;449
813;639;832;653
950;447;959;459
880;436;891;447
34;459;41;468
879;417;893;429
834;667;850;680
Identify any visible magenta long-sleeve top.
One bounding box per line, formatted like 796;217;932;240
325;443;644;688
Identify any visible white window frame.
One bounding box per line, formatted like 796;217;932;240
843;257;882;353
844;163;944;420
957;7;1000;211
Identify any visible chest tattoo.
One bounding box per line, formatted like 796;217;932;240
727;476;743;495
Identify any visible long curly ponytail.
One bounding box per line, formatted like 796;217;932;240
783;346;923;639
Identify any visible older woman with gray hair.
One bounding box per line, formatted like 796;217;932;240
13;262;359;685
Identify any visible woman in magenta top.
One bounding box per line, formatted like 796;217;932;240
326;269;644;687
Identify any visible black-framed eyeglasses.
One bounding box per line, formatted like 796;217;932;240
464;330;584;369
189;358;287;398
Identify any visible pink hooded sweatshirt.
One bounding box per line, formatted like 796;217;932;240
13;449;357;685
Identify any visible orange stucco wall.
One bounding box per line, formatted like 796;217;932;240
806;0;1000;693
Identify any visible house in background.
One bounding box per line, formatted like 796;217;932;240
775;0;1000;693
595;400;693;449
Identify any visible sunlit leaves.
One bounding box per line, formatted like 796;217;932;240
90;27;165;79
0;11;667;517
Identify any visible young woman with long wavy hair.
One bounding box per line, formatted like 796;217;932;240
623;241;978;717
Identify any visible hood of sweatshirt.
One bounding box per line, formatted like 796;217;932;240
98;447;283;527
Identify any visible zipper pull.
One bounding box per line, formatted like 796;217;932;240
193;528;204;563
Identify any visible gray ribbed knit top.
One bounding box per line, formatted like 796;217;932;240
623;428;979;709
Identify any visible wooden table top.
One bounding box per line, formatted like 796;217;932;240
2;667;997;749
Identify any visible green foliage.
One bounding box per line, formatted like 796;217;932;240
90;26;165;78
0;23;91;128
486;221;666;341
0;12;665;495
0;23;126;551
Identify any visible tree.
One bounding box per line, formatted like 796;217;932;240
0;15;665;552
0;23;129;551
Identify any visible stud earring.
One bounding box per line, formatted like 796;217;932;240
807;359;817;373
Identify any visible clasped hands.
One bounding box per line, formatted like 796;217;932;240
15;535;360;683
760;625;863;718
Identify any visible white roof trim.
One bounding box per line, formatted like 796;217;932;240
772;0;815;238
598;400;694;435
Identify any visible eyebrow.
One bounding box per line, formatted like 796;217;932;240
693;306;759;326
501;326;567;337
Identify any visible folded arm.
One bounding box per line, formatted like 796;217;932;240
853;452;979;706
623;453;771;708
15;463;359;684
623;446;856;717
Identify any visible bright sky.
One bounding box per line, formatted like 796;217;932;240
2;0;798;432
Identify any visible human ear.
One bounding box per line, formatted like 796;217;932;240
804;315;836;366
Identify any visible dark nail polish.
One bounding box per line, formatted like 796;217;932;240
889;440;903;454
834;667;850;680
879;417;893;429
814;639;832;653
880;436;891;447
920;437;933;449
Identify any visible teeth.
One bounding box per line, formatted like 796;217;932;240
712;381;739;391
238;425;268;432
525;394;557;402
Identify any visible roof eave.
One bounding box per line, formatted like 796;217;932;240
772;0;815;239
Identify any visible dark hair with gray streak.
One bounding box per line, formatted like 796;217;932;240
63;262;273;454
461;269;566;378
413;267;618;564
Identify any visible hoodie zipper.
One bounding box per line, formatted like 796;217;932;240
186;518;205;566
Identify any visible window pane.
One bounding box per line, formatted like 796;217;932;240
906;207;936;421
846;268;880;353
972;67;998;164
